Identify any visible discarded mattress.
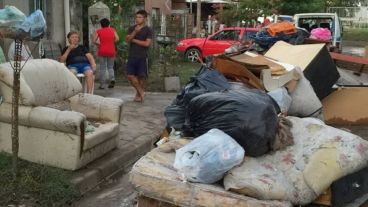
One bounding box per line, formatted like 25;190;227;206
130;139;292;207
224;116;368;205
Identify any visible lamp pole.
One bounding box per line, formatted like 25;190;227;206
190;0;193;14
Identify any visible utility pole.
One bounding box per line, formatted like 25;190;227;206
196;0;201;37
190;0;193;14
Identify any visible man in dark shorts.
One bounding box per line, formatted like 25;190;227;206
125;10;152;102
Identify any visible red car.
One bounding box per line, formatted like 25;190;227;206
176;27;259;62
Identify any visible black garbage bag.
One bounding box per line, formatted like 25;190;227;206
185;87;279;157
164;105;186;130
165;66;230;130
176;66;230;106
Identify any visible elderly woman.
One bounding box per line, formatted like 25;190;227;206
59;31;96;93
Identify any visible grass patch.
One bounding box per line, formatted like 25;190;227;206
0;152;79;207
146;61;201;92
343;28;368;42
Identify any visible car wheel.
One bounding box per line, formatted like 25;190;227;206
185;48;201;62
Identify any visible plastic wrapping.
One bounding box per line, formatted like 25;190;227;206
0;6;45;40
268;87;292;113
185;87;279;157
310;28;332;41
173;129;244;184
19;10;46;38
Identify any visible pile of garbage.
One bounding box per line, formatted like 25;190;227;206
161;41;368;205
250;21;309;52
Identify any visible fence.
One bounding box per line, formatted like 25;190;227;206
149;13;191;64
328;7;368;28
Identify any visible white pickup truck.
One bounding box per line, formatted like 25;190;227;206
294;13;343;52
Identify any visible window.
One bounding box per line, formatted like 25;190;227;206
211;30;240;41
152;8;160;19
29;0;46;14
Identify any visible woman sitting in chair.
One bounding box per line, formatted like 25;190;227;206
60;31;96;93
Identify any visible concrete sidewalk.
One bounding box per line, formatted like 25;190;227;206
70;85;176;194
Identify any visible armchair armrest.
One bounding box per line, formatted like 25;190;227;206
0;103;86;135
69;93;123;123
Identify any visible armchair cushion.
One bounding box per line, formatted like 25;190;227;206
0;59;82;106
69;93;123;123
84;123;119;151
0;103;85;135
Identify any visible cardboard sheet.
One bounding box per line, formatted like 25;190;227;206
323;87;368;125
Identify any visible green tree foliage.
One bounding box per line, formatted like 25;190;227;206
278;0;326;15
224;0;362;25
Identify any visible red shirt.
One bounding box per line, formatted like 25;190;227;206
96;27;116;57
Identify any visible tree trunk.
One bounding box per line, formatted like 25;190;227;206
11;39;22;181
11;71;20;180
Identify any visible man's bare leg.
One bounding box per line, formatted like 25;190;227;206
85;70;94;94
128;75;144;102
138;76;146;101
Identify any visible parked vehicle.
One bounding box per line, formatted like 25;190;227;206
294;13;343;52
176;27;259;62
273;15;294;23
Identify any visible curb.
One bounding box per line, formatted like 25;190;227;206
70;130;162;195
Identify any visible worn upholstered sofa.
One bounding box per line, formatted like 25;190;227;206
0;59;123;170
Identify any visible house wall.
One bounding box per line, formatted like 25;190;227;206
172;0;187;10
47;0;66;45
2;0;30;14
145;0;172;15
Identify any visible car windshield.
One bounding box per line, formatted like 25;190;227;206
298;17;334;33
210;30;240;41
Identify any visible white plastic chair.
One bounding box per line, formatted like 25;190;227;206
76;73;94;94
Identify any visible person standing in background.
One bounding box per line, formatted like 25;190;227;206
92;18;119;89
125;10;152;102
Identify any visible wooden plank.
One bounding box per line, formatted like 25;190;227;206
138;196;177;207
330;52;368;65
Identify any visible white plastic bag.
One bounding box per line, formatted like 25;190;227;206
288;68;322;117
173;129;244;184
268;87;292;113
